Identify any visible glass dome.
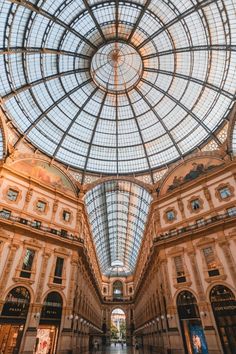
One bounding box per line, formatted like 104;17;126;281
0;0;236;175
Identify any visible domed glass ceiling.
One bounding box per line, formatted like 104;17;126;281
0;0;236;175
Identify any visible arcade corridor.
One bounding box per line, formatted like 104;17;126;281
0;0;236;353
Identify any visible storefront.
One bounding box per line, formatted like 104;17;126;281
210;285;236;354
0;286;31;354
34;292;63;354
177;291;208;354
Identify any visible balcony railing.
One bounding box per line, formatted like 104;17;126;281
154;210;236;243
0;210;84;243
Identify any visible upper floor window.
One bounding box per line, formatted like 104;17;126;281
216;184;234;202
20;249;35;278
53;257;64;284
202;246;219;277
174;255;186;283
191;199;200;210
166;210;175;221
62;210;71;222
36;200;46;212
113;281;123;298
7;189;18;201
219;186;231;199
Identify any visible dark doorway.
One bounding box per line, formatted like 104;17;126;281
35;291;63;354
210;285;236;354
177;291;208;354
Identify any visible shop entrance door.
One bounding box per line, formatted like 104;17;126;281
35;292;63;354
34;325;59;354
0;287;30;354
210;285;236;354
177;291;208;354
0;324;24;354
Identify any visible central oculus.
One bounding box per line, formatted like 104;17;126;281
90;41;143;93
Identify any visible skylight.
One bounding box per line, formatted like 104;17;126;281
0;0;235;176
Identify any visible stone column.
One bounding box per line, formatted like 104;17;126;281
0;241;18;300
177;198;187;222
76;206;83;238
67;255;79;309
218;237;236;287
51;199;59;225
187;244;206;302
153;207;161;235
159;252;172;305
203;185;214;210
35;249;51;303
22;186;33;213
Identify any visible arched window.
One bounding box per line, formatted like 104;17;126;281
177;291;208;353
40;292;63;321
113;281;123;299
0;287;30;353
177;291;199;320
210;285;236;354
1;286;30;318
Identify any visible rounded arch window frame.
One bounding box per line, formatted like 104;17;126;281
112;280;124;298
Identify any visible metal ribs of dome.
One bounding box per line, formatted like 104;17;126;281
0;0;236;177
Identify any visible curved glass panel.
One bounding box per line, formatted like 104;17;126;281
232;123;236;155
0;128;3;160
0;0;236;175
85;180;152;276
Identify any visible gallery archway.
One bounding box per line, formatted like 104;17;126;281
110;308;126;347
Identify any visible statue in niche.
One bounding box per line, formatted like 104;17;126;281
168;162;220;191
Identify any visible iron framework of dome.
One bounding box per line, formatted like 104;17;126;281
0;0;236;177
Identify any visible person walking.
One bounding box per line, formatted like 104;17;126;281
94;340;98;353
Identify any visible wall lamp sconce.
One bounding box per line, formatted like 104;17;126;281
166;314;173;320
34;312;40;320
200;311;207;317
161;315;165;320
156;317;160;322
68;314;74;320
